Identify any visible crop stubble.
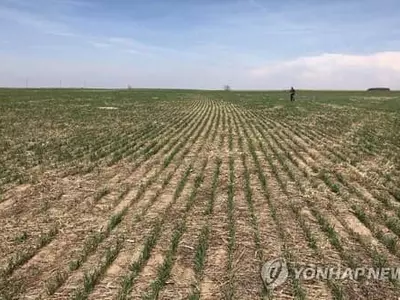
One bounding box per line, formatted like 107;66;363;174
0;89;399;299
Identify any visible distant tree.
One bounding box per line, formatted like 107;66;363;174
224;85;231;91
367;87;390;91
127;84;132;90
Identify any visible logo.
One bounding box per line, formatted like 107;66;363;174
261;257;289;290
261;257;400;291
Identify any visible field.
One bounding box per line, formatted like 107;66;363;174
1;88;400;300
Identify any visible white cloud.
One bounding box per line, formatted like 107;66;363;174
89;41;112;48
96;36;203;60
48;0;93;7
250;52;400;89
2;49;400;90
0;6;75;37
0;53;237;89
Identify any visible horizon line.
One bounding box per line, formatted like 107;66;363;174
0;87;397;92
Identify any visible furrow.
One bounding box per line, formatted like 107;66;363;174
243;105;400;299
4;97;212;299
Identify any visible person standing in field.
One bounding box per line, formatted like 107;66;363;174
290;86;296;102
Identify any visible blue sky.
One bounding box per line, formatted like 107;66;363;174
1;0;400;89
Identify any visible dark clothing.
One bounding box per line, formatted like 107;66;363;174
290;87;295;101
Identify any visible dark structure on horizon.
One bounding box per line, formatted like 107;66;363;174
367;87;390;91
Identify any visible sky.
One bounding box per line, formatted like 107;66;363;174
1;0;400;89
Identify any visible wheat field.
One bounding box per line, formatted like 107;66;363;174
1;89;400;300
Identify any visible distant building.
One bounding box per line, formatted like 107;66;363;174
367;87;390;91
